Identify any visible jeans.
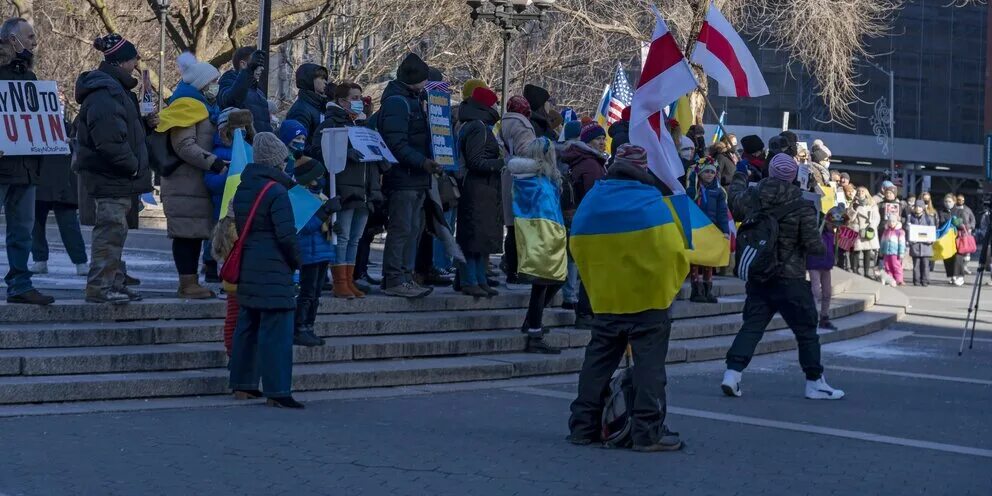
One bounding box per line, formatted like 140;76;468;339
32;201;87;264
295;262;328;330
433;208;457;271
86;197;130;294
808;269;832;317
459;252;489;287
202;239;215;265
562;256;579;303
0;184;37;296
229;306;294;398
726;279;823;380
335;207;369;264
569;313;673;447
383;189;426;288
524;283;562;333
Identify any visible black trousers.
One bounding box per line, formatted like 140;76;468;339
569;314;672;447
576;282;593;318
502;226;518;278
524;283;562;332
726;279;823;380
415;225;434;277
296;262;328;330
172;238;203;275
944;254;966;278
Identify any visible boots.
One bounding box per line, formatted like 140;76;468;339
689;281;707;303
344;265;365;298
331;265;355;299
703;281;718;303
177;274;215;299
526;336;561;355
293;298;324;347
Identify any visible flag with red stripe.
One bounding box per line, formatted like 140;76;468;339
691;2;769;98
630;8;698;194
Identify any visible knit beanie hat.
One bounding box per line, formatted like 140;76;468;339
462;79;488;102
741;135;764;155
698;158;718;174
93;34;138;64
523;84;550;111
177;52;220;91
507;96;531;117
253;132;289;168
580;123;606;143
293;158;325;186
769;153;799;182
278;119;307;145
811;147;830;164
471;86;498;108
614;144;648;169
563;121;582;141
397;53;429;85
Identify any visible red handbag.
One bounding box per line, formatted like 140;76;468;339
956;227;977;255
220;181;277;285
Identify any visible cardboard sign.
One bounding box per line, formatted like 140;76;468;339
427;89;456;171
0;80;69;155
909;224;937;243
347;127;398;164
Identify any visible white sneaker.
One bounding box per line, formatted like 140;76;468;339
28;261;48;274
75;263;89;276
805;376;845;400
721;369;742;397
954;276;965;287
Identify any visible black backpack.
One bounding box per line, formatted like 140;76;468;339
734;199;805;283
601;367;635;448
145;130;182;177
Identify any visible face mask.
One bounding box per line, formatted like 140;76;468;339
13;37;32;65
945;202;955;210
350;100;364;114
291;141;305;152
203;83;219;101
679;148;695;161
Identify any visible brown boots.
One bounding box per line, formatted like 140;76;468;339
331;265;365;299
345;265;365;298
177;274;216;299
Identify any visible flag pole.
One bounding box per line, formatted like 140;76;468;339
682;58;730;144
681;1;730;141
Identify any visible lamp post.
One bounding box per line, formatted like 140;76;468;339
466;0;554;115
154;0;170;111
855;56;896;182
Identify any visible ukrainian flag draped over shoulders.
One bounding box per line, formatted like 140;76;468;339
513;175;568;282
570;180;690;313
932;219;958;261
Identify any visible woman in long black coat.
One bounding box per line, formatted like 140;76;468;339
456;87;504;297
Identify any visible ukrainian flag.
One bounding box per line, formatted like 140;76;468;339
594;85;613;151
669;95;694;139
570;180;690;314
513;176;568;282
683;200;731;267
217;129;253;220
932;219;958;261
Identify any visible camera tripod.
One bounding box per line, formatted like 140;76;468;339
961;210;992;355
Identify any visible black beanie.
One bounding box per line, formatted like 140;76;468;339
523;84;550;111
741;135;764;155
397;53;429;85
93;34;138;64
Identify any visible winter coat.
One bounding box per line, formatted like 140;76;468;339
878;199;907;224
562;141;608;207
530;108;558;141
73;63;153;199
286;65;327;149
379;79;431;191
37;153;78;205
297;198;335;266
0;59;42;185
806;230;836;271
957;205;976;231
313;104;385;211
879;226;906;256
163;116;217;239
688;179;729;234
715;152;737;187
728;172;824;280
736;154;766;182
456;99;504;254
848;201;881;252
217;68;272;133
498;112;536;225
907;212;936;258
608;120;630;157
233;163;301;310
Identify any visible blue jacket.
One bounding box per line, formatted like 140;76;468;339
689;178;730;234
297;209;336;266
217;69;272;133
232;164;300;310
204;133;231;219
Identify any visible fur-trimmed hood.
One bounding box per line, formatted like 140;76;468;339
219;108;255;146
507;157;541;177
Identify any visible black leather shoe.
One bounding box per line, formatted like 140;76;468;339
7;289;55;306
266;396;305;409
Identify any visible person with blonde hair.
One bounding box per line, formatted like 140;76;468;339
847;186;881;279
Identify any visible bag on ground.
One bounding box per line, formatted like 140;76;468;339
601;367;635;448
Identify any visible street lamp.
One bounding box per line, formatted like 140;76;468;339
153;0;170;111
466;0;554;114
854;55;896;183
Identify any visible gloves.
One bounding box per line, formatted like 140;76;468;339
332;220;345;236
322;196;342;215
347;148;364;163
422;158;442;175
210;158;228;175
247;50;266;71
735;161;749;175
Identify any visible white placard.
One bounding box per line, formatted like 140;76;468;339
346;127;398;164
908;224;937;243
320;127;349;175
0;80;70;155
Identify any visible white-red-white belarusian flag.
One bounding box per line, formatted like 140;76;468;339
691;2;769;98
630;8;698;194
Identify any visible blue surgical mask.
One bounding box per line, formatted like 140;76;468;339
291;141;305;152
350;100;364;114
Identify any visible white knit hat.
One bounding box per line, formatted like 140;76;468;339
177;52;220;91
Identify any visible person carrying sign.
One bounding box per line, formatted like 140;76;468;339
0;17;54;305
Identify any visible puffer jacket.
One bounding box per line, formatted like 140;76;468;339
164;116;217;239
688;179;729;234
379;79;431;191
232;163;301;310
728;172;824;280
73;62;153;198
456;99;504;254
907;212;936;258
0;57;42;185
312;104;385;211
286;63;327;148
848;201;881;251
562;141;608;206
879;226;906;256
297;197;335;266
608;120;630;157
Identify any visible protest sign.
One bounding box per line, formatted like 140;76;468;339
908;224;937;243
0;80;70;155
347;127;398;164
427;89;456;171
320;127;349;175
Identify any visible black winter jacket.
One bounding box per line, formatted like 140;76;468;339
379;80;431;191
217;69;272;133
608;120;630;157
0;58;42;185
312;104;385;211
529;108;558;141
456;99;504;254
73;63;153;199
728;172;824;280
287;64;327;149
233;164;301;310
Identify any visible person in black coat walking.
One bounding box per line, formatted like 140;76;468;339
286;63;329;149
455;87;504;297
74;34;155;304
229;132;305;409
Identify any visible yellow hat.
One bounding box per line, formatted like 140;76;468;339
461;79;488;102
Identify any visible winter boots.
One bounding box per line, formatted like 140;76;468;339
331;265;355;299
177;274;215;299
689;281;718;303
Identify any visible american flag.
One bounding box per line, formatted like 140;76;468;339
425;81;451;93
607;63;632;124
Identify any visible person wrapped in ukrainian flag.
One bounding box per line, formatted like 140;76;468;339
509;137;569;354
567;144;688;452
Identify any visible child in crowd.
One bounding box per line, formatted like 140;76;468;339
808;207;843;330
686;157;729;303
879;215;907;286
906;200;936;286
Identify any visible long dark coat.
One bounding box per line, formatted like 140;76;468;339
456;99;504;255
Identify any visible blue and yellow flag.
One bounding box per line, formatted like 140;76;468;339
684;200;731;267
513;176;568;282
933;219;958;261
218;129;253;220
570;180;690;314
